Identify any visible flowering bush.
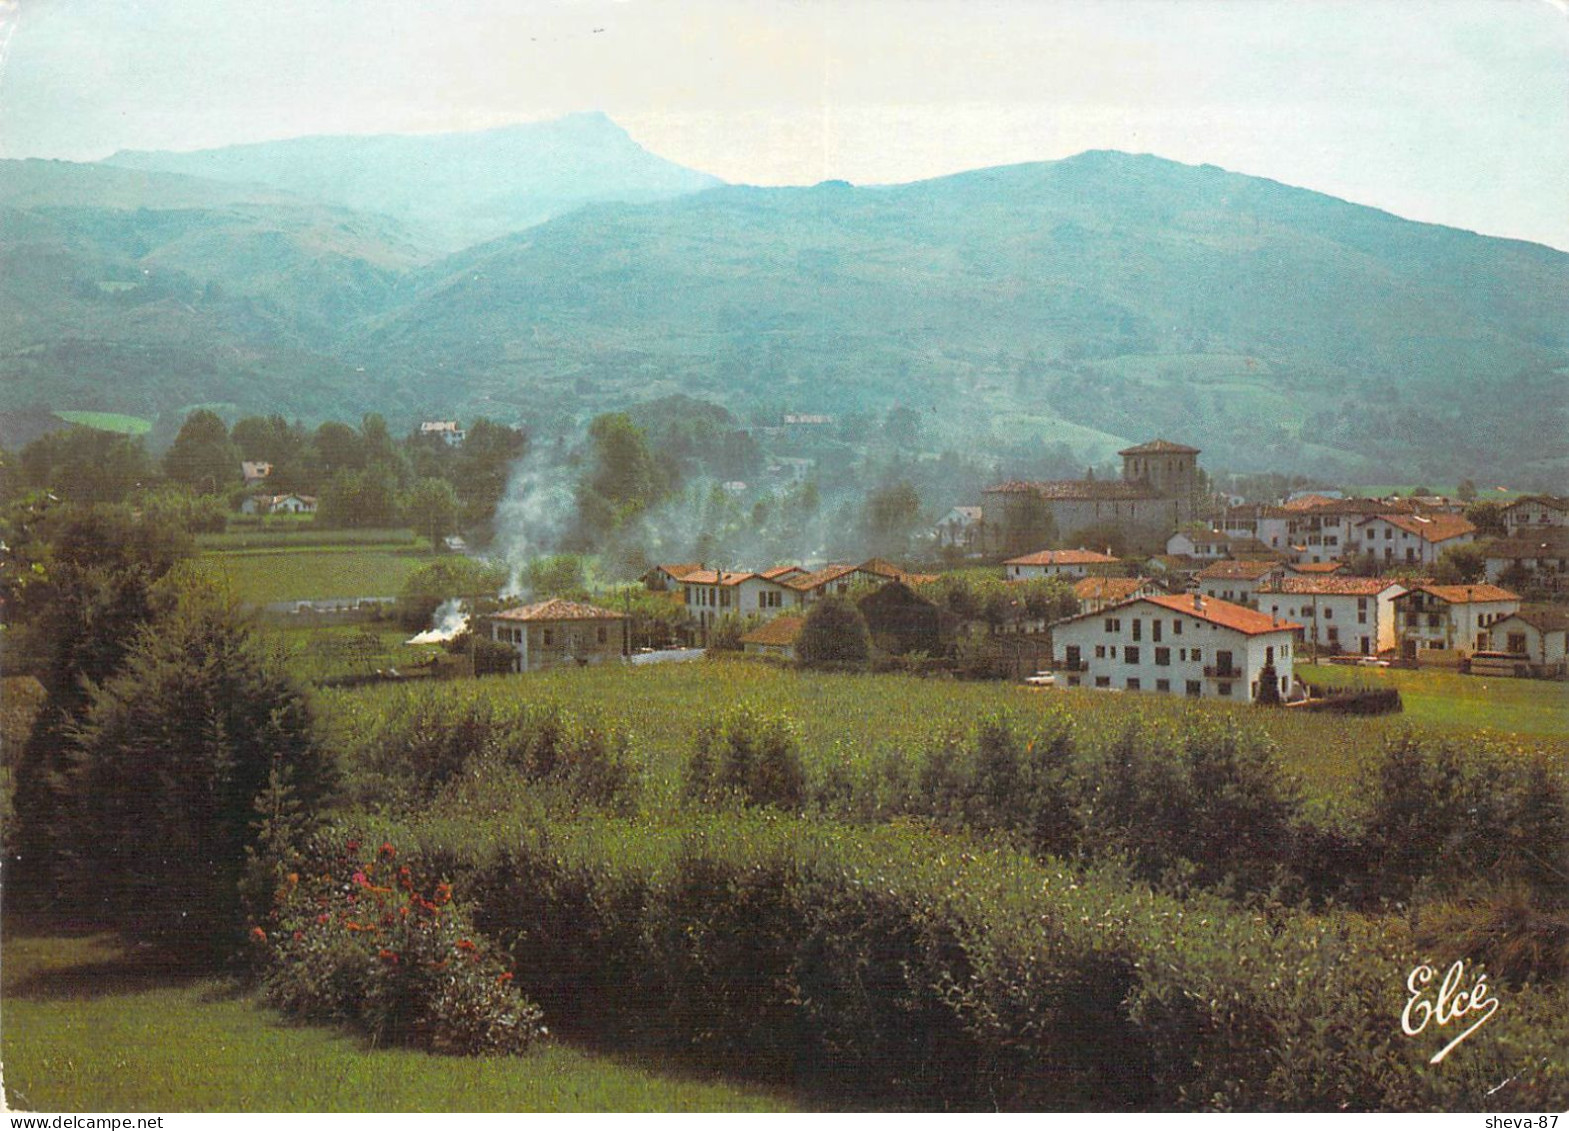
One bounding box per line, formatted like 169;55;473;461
250;832;544;1055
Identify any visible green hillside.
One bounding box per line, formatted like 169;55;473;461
3;143;1566;486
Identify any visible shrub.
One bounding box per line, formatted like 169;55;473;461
253;831;544;1055
687;705;806;810
796;595;871;672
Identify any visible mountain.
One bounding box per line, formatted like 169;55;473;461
0;159;433;422
101;113;725;250
356;151;1569;482
4;146;1566;485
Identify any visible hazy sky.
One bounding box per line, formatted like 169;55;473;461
1;0;1565;249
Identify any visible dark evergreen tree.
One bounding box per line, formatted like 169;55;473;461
796;594;872;672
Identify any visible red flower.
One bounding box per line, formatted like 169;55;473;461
434;882;452;905
497;972;514;983
317;913;330;925
379;842;396;859
455;939;477;952
293;930;304;941
345;839;361;853
378;949;399;965
249;926;267;942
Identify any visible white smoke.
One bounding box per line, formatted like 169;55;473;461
491;441;581;598
406;597;468;644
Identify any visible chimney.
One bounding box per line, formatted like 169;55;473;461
1194;593;1205;611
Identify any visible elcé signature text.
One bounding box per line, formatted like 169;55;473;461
1401;959;1499;1064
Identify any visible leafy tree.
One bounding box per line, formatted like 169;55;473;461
312;420;366;477
64;581;333;952
796;594;871;672
396;557;507;631
316;463;401;528
162;409;238;492
404;477;460;549
451;418;527;529
1432;543;1488;585
1457;479;1478;503
1465;501;1508;540
19;426;152;504
581;413;668;527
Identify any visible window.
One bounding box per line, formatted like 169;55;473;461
1156;679;1170;693
1095;644;1106;659
1507;632;1528;653
1173;620;1182;636
1124;646;1140;665
1095;676;1111;688
1126;678;1141;691
1067;676;1081;687
1322;607;1333;619
542;629;554;647
1185;680;1202;697
1155;647;1171;666
1216;649;1235;675
1152;619;1163;642
1327;627;1339;644
1218;682;1233;696
1104;617;1121;632
1132;619;1142;642
685;587;693;605
720;589;731;607
1191;648;1202;662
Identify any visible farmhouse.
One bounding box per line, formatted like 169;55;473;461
1052;592;1301;702
1072;575;1162;614
1487;606;1569;677
240;492;317;515
1479;529;1569;591
1195;559;1288;607
934;505;983;553
1390;583;1520;664
1355;513;1475;567
1004;548;1120;581
740;615;805;661
1257;576;1407;657
486;598;627;673
1500;495;1568;535
420;420;466;446
681;570;803;636
642;562;705;591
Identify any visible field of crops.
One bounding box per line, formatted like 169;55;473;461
189;547;434;605
320;658;1568;818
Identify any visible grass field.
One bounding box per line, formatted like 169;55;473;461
52;411;153;435
1299;663;1568;737
0;929;795;1112
190;548;435;605
322;658;1569;820
198;526;421;552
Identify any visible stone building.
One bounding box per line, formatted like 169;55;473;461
487;598;627;673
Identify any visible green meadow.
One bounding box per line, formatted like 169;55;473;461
0;931;794;1113
1299;662;1568;738
52;411;154;435
189;547;434;606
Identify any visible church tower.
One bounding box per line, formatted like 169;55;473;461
1119;439;1200;498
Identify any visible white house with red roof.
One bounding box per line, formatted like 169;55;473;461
1390;583;1520;662
1500;496;1568;535
486;598;627;673
1195;559;1288;608
1004;548;1121;581
1258;576;1407;656
680;570;804;635
1355;513;1475;567
1051;592;1301;702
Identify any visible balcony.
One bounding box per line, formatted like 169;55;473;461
1053;660;1090;672
1203;665;1243;680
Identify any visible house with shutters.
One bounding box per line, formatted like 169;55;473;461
1355;513;1475;567
1004;548;1121;581
1257;576;1407;657
1500;496;1568;535
1051;592;1301;702
1479;529;1569;591
486;598;627;673
681;570;804;636
1071;575;1162;614
1195;559;1288;608
1390;583;1520;664
1487;606;1568;677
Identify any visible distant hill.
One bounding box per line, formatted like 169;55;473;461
4;145;1566;485
102;113;725;250
357;151;1569;482
0;158;432;422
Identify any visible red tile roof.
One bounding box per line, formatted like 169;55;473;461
681;570;758;587
1259;577;1403;597
1197;559;1284;581
1073;576;1153;603
1398;584;1519;604
760;565;807;580
1360;513;1476;543
491;598;627;622
1118;439;1201;455
984;479;1158;501
1058;593;1301;636
740;616;805;647
1005;548;1120;567
1288;561;1347;574
1500;605;1569;633
652;562;705;580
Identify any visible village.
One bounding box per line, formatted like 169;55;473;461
465;438;1566;703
